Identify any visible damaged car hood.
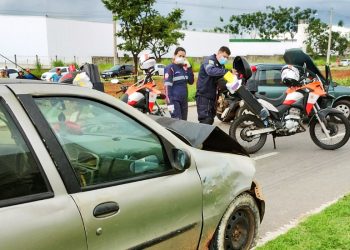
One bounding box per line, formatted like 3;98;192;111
150;116;249;156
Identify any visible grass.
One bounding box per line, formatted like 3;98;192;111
257;195;350;250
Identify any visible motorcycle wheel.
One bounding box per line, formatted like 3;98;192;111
309;112;350;150
229;114;267;154
236;104;254;118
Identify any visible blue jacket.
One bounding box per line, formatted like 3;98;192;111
196;54;228;100
164;63;194;101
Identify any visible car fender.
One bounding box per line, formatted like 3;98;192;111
188;148;257;249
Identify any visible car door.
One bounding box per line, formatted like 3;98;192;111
257;67;287;98
0;86;86;250
30;96;203;250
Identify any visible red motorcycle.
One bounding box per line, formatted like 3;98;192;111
119;54;168;116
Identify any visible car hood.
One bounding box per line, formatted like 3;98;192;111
283;48;325;81
150;116;249;156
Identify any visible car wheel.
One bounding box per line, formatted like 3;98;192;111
333;100;350;119
210;193;260;250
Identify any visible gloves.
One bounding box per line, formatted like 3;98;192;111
167;104;175;113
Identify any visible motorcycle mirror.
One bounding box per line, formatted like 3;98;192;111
233;56;252;80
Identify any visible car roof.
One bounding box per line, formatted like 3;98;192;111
0;79;46;84
254;63;284;69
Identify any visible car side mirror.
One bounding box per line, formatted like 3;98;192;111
333;81;338;87
172;149;191;171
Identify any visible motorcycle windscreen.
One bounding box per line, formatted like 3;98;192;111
283;49;325;82
150;116;249;156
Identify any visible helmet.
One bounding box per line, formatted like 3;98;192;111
139;53;156;70
281;65;300;87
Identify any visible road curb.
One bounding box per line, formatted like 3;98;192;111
188;101;196;107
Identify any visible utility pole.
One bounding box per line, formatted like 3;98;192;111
326;8;333;65
113;13;118;65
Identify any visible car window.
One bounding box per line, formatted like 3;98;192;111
0;102;49;203
7;69;17;74
258;69;282;86
110;65;120;71
49;68;57;72
61;68;67;73
34;97;171;188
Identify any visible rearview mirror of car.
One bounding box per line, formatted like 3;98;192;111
172;149;191;171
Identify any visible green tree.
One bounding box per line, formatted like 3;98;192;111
266;6;317;39
102;0;158;75
216;6;316;40
306;19;349;56
147;9;185;61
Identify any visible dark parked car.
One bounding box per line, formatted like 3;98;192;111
101;64;135;79
249;63;350;119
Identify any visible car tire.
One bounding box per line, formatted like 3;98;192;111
333;100;350;120
210;193;260;250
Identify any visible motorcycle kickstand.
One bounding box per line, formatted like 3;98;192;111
272;134;277;150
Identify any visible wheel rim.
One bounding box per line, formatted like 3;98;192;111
313;114;347;145
235;122;262;147
335;104;350;118
224;207;254;249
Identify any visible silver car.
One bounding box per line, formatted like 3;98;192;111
0;79;264;250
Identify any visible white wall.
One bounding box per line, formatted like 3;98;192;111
0;15;48;67
164;30;230;58
229;40;303;56
46;18;113;64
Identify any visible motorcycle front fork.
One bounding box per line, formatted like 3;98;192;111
313;103;331;139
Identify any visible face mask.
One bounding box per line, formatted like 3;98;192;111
174;57;185;65
219;56;228;65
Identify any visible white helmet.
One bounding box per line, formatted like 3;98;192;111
281;65;300;87
139;53;156;70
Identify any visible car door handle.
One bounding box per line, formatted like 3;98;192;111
259;91;266;95
93;202;120;218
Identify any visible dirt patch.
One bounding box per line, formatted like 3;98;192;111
103;79;165;98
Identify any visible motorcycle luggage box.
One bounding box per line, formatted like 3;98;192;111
237;86;264;115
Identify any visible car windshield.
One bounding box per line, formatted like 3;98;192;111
110;65;120;71
49;68;58;72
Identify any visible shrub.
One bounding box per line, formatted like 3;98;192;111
52;60;65;67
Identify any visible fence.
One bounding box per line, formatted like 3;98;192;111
0;55;93;69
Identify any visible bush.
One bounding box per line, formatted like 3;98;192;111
98;63;113;72
52;60;65;67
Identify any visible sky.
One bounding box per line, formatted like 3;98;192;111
0;0;350;30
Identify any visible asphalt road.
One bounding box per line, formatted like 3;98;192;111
187;106;350;243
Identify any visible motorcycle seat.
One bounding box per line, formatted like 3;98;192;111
255;92;287;107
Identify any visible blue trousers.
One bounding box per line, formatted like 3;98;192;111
170;98;188;120
196;95;216;125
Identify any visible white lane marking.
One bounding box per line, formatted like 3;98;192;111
255;196;343;248
252;152;279;161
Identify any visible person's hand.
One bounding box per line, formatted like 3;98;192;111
184;59;191;68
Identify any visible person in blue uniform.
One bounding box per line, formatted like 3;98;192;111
164;47;194;120
196;46;231;125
